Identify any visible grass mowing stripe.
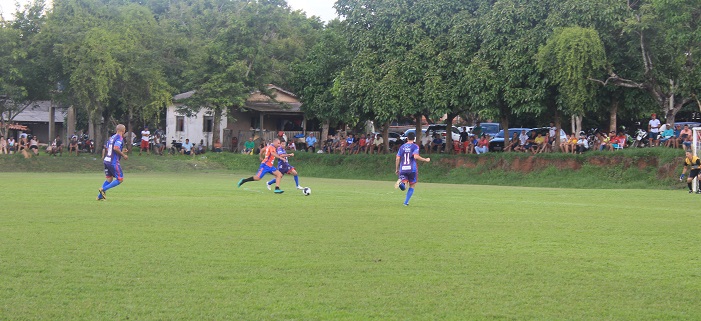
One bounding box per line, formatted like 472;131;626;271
1;172;700;320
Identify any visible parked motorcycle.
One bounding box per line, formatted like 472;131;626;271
79;134;94;153
631;128;649;148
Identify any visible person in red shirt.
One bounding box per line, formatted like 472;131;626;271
355;134;367;154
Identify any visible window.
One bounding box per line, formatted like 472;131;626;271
176;116;184;132
203;116;213;133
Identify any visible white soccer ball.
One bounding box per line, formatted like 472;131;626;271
302;187;311;196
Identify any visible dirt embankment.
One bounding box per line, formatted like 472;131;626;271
440;155;679;179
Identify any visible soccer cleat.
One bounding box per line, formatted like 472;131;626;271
98;188;107;200
696;190;701;194
399;183;406;191
296;185;304;190
237;178;244;188
266;182;272;190
403;203;409;206
394;179;402;189
690;190;694;194
274;189;284;194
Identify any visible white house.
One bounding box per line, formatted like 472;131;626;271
165;90;227;149
167;85;315;151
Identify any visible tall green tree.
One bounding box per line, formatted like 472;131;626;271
184;0;320;145
475;0;551;146
290;20;352;141
593;0;701;124
0;0;49;138
537;27;607;124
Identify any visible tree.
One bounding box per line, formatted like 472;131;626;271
537;27;607;134
593;0;701;124
0;0;49;138
290;20;352;142
475;0;551;148
183;0;320;146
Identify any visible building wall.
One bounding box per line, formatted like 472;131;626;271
165;105;227;148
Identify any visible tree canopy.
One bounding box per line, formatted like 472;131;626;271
1;0;700;145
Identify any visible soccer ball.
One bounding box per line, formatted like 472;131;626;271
302;187;311;196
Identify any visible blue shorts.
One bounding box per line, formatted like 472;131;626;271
255;164;277;179
278;162;294;174
399;171;417;184
104;163;124;181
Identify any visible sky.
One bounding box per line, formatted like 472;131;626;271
288;0;338;22
1;0;338;21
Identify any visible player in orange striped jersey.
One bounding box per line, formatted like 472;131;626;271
237;138;286;193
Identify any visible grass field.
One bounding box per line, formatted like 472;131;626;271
1;171;700;320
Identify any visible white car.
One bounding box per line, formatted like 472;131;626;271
426;124;461;142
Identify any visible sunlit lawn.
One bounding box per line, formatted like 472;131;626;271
1;172;700;320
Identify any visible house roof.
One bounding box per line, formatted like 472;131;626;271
244;101;303;114
172;85;303;114
173;90;196;101
3;101;66;123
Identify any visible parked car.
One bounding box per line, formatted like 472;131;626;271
530;127;568;142
673;122;701;130
373;132;402;146
399;128;428;142
488;128;532;151
473;122;501;137
426;124;461;142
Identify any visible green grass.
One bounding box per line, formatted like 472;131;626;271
1;171;700;320
0;147;687;189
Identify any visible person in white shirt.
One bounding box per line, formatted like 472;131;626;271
648;113;661;147
576;134;589;154
373;134;384;154
139;126;150;155
420;132;431;154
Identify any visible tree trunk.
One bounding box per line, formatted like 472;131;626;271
446;113;456;153
500;113;509;150
213;107;222;149
88;113;95;144
575;115;583;136
48;101;55;141
553;109;561;152
382;121;390;154
609;97;618;133
66;106;76;140
127;106;134;152
95;114;104;155
321;120;329;142
414;113;423;142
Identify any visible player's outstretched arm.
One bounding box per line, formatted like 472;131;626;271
415;155;430;163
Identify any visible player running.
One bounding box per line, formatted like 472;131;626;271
395;132;430;206
266;140;304;191
680;151;701;193
97;124;129;200
237;138;286;193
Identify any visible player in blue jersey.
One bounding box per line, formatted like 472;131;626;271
265;140;304;191
97;124;129;200
395;132;431;206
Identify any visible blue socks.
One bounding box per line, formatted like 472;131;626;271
404;187;414;205
268;176;301;187
104;180;121;191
